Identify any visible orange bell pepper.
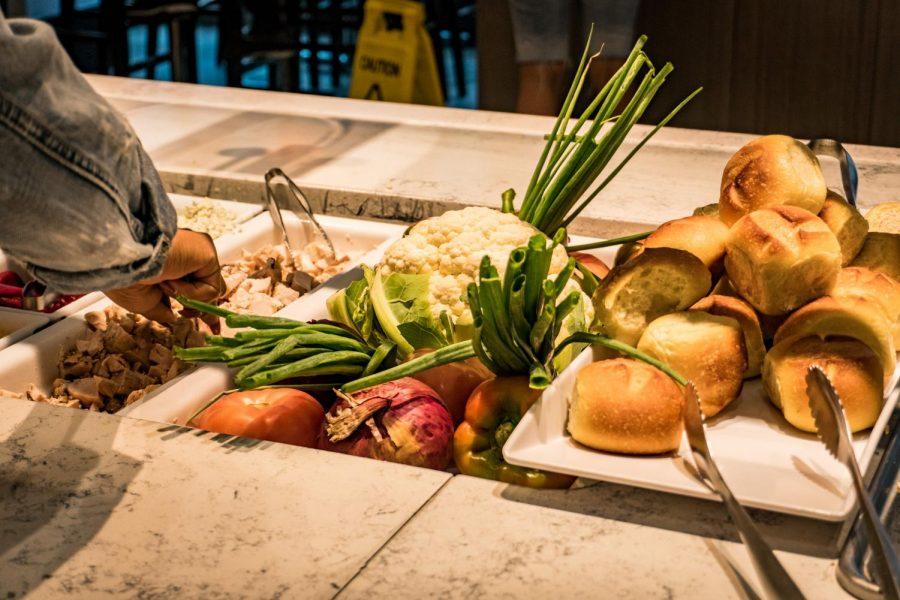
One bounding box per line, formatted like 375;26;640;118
453;376;575;489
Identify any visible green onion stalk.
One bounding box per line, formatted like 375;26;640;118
508;28;701;236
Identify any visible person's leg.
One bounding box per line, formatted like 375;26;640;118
509;0;570;115
579;0;640;94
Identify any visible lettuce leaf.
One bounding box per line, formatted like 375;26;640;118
370;267;448;356
326;266;375;341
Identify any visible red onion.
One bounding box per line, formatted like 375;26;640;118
319;378;454;470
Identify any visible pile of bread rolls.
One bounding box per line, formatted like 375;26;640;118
568;134;900;455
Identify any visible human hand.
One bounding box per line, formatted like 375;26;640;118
105;229;225;328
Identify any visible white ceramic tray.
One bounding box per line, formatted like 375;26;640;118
504;347;900;522
0;307;51;351
0;215;404;411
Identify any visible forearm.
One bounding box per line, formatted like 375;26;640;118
0;16;176;293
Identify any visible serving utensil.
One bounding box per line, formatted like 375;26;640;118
682;382;805;599
806;367;900;599
807;138;858;207
263;167;335;292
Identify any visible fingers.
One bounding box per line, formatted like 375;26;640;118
145;229;222;283
105;286;177;324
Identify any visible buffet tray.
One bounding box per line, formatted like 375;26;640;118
0;214;405;410
0;307;51;352
504;348;900;522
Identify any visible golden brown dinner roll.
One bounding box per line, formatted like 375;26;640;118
691;295;765;378
818;190;868;265
725;205;842;315
866;202;900;234
763;337;884;433
693;203;720;217
637;311;746;417
774;295;896;385
568;358;684;454
644;215;730;275
719;135;827;226
851;232;900;281
613;240;644;267
831;267;900;346
593;247;712;346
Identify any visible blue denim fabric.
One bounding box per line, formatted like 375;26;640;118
0;14;175;293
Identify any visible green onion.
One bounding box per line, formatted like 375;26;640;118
565;230;652;253
554;331;687;385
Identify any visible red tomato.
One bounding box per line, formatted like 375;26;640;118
193;388;325;448
569;252;610;279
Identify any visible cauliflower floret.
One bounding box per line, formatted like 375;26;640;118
380;207;569;322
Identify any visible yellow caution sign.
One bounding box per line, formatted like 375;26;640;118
349;0;444;106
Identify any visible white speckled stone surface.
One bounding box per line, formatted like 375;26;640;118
0;397;449;599
88;76;900;237
339;476;852;599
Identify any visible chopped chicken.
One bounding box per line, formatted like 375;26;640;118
219;241;352;316
17;306;206;414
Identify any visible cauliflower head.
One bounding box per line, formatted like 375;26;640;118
380;207;569;323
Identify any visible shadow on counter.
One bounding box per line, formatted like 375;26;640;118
497;478;840;559
0;402;142;598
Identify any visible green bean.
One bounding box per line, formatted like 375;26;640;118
224;313;305;330
226;347;329;368
221;338;280;361
235;335;302;383
341;341;475;393
177;296;233;317
242;351;371;388
174;346;228;361
361;341;396;377
206;335;243;347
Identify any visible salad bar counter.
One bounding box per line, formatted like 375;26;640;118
2;67;899;599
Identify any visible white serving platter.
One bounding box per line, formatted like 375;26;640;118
0;307;51;351
0;214;405;412
504;342;900;522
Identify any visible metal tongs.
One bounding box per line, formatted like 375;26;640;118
682;383;806;599
263;167;336;293
806;367;900;599
807;138;859;207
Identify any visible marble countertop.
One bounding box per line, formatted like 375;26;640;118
0;397;449;598
88;76;900;236
340;476;850;599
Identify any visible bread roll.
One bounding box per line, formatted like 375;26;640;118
568;358;684;454
774;295;896;384
693;203;720;217
851;232;900;281
818;190;868;265
866;201;900;234
614;240;644;267
831;267;900;346
763;337;883;433
725;205;841;315
691;295;765;378
637;311;746;417
644;215;730;274
719;135;827;226
593;247;712;345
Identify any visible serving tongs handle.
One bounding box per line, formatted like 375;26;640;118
682;383;806;600
806;368;900;600
806;138;859;207
263;168;336;258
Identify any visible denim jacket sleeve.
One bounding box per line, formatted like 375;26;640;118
0;15;176;294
